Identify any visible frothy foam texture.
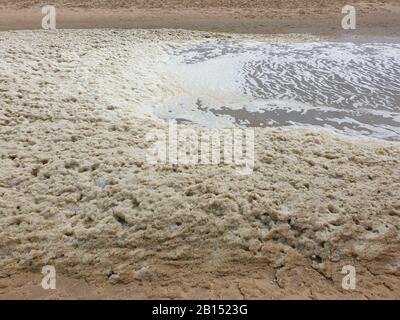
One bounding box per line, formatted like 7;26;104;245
147;40;400;141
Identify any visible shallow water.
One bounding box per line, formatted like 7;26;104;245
153;40;400;141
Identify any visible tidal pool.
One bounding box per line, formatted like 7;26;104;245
151;39;400;141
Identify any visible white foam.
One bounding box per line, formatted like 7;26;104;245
72;37;400;140
144;40;400;140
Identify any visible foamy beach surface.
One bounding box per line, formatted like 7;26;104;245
161;40;400;140
1;30;400;297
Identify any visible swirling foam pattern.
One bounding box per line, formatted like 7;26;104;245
157;40;400;141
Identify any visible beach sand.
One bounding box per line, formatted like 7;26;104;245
0;0;399;36
0;2;400;300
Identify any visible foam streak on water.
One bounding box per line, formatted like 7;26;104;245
153;40;400;141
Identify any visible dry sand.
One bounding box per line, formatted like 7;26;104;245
0;28;399;299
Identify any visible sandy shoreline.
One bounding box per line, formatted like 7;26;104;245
0;1;399;36
1;0;400;300
0;28;399;299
